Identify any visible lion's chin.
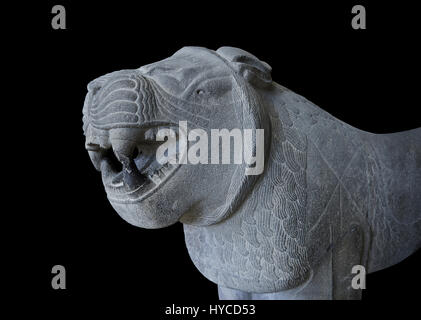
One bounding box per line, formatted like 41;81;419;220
108;199;181;229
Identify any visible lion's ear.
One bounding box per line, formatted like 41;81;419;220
216;47;272;88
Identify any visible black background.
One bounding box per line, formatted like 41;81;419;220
10;0;421;317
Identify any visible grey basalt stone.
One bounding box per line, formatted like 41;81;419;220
82;46;421;300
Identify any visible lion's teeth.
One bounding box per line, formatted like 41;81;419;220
148;174;159;185
152;173;162;184
144;160;177;186
157;169;166;179
161;165;171;175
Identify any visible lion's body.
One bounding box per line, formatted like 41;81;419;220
186;83;421;300
84;46;421;300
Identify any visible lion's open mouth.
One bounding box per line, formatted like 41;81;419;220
99;125;180;203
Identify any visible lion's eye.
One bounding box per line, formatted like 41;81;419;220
196;89;205;95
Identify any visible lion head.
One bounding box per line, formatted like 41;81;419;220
83;47;272;229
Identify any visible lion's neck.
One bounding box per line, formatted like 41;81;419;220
183;89;312;292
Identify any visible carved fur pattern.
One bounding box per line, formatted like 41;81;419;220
83;47;421;298
83;71;213;135
184;101;310;293
365;144;402;270
284;91;421;275
83;72;156;132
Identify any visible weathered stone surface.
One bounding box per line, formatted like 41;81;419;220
83;46;421;299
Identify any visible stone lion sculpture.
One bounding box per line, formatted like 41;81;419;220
82;46;421;299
